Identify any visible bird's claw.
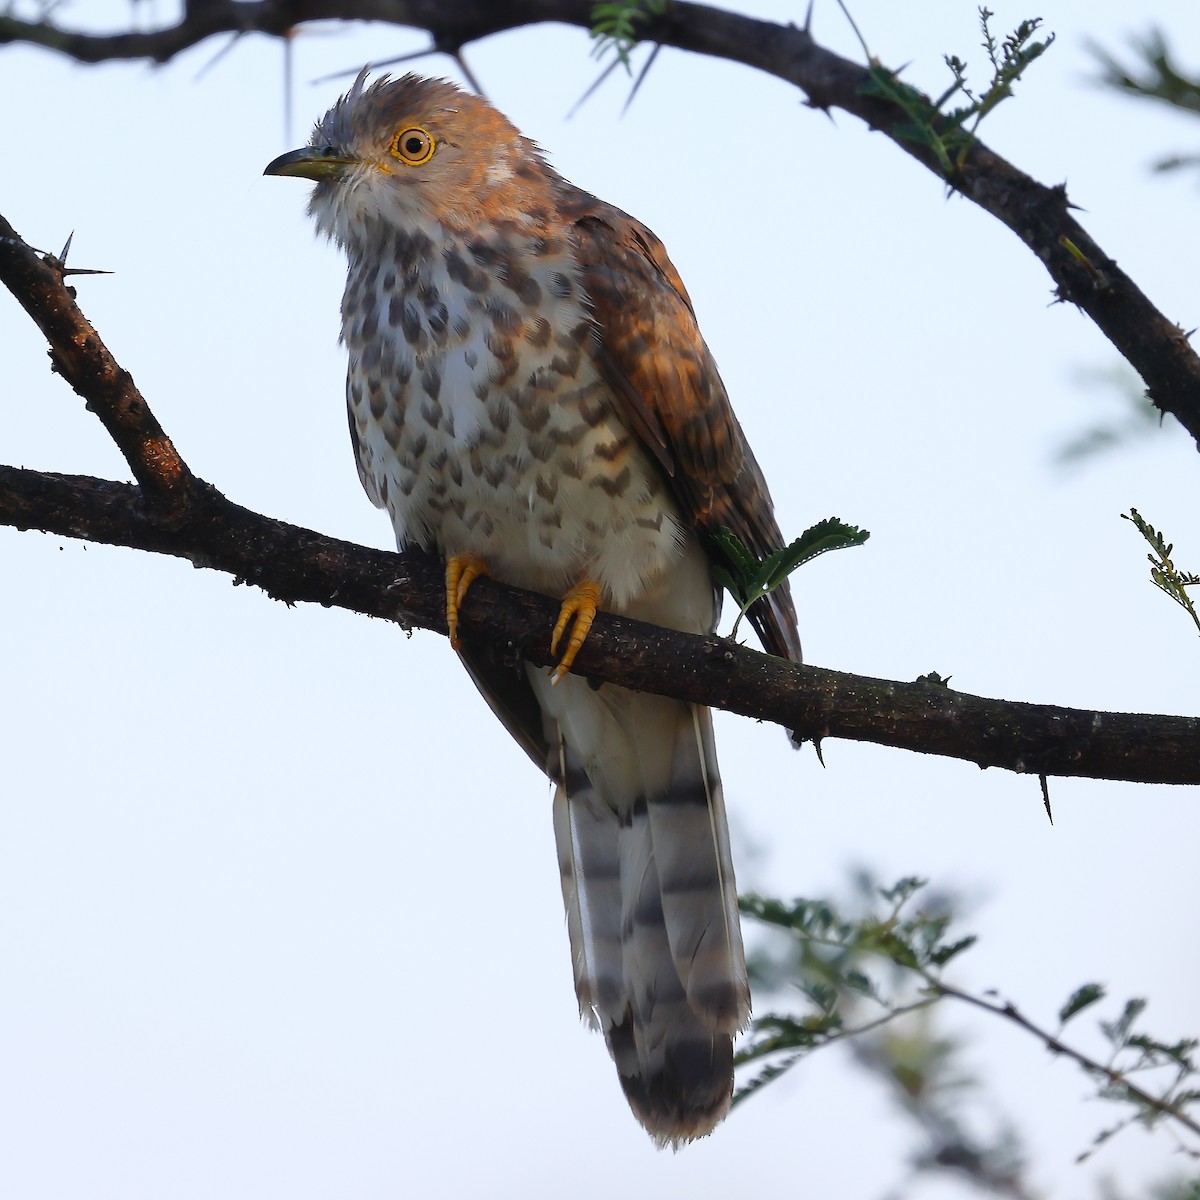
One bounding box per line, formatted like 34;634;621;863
550;581;602;682
445;553;487;649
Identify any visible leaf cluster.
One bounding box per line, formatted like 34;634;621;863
1056;365;1166;465
589;0;667;70
708;518;869;638
858;6;1055;176
1091;28;1200;174
1122;507;1200;635
736;877;1200;1166
1071;990;1200;1165
734;878;970;1104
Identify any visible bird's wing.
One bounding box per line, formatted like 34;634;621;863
564;193;802;663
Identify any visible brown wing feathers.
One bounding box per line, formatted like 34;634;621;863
567;197;801;664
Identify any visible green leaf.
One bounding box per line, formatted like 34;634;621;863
856;10;1056;177
1059;982;1106;1025
1125;1034;1197;1066
731;1052;804;1107
774;518;872;574
1122;508;1200;634
709;519;870;638
588;0;666;68
879;876;927;905
708;526;761;581
1101;997;1148;1046
801;981;839;1014
929;934;977;967
843;969;878;1000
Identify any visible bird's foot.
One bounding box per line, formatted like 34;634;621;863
445;553;488;649
549;581;602;682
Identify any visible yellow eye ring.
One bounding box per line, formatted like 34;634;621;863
389;126;436;166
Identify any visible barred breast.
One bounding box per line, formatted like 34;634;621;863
342;219;688;611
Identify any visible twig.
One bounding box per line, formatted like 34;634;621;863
931;981;1200;1140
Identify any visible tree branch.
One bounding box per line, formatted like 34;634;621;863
3;1;1198;445
0;216;194;515
2;214;1197;787
4;464;1199;785
931;980;1200;1142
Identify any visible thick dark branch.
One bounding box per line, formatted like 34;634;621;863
4;465;1198;786
3;1;1199;445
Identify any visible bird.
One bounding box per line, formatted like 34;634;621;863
265;70;801;1146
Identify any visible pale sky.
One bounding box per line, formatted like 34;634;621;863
2;2;1197;1197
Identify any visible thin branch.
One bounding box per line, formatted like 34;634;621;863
737;994;942;1068
2;1;1199;445
740;883;1200;1163
932;980;1200;1141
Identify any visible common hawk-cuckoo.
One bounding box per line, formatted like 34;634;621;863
265;71;801;1145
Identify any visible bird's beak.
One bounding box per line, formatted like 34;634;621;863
263;147;357;181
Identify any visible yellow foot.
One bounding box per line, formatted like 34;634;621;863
445;553;488;649
549;581;603;682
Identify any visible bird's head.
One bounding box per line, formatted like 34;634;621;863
265;70;554;247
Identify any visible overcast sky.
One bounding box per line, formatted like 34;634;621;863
2;2;1197;1197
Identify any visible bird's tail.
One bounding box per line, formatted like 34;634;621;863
552;696;748;1146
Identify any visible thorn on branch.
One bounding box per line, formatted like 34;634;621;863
568;56;624;119
621;41;661;114
1057;234;1111;292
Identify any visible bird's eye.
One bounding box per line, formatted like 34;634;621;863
389;126;436;166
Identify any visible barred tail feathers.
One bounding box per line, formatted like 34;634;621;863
553;748;626;1028
543;677;748;1145
645;704;748;1035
